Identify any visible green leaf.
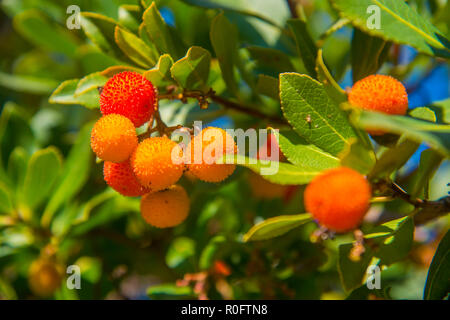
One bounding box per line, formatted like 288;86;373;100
0;72;58;95
171;46;211;92
287;19;318;77
330;0;450;57
229;155;320;185
340;138;376;174
143;54;175;88
199;235;226;270
41;124;92;227
351;29;391;83
369;138;419;179
49;79;99;109
275;130;340;170
247;46;295;74
409;107;437;123
118;5;140;32
210;13;240;97
356;110;450;157
256;75;279;100
424;230;450;300
407;149;443;198
147;283;193;299
75;73;108;96
243;213;312;242
142;3;182;58
0;182;13;214
280;73;358;156
22;147;62;210
7;147;29;192
114;26;158;68
427;98;450;124
166;237;196;268
80;15;116;57
315;49;347;103
13;10;78;57
338;243;376;292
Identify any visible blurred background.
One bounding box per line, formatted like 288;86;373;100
0;0;448;300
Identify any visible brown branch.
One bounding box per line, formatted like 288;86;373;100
379;180;450;225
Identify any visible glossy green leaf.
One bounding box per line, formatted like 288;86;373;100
409;107;437;123
408;149;443;198
114;26;158;68
424;230;450;300
143;54;175;88
229;155;320;185
49;79;99;109
275;130;340;170
331;0;450;57
356;110;450;156
280;73;358;156
340;138;376;174
287;19;317;77
13;10;78;57
75;73;108;96
243;213;312;242
22;147;62;210
171;46;211;92
80;15;116;56
247;46;295;74
351;29;391;83
143;3;182;58
316;49;347;103
427;98;450;124
41;124;93;227
166;237;196;268
210;13;239;97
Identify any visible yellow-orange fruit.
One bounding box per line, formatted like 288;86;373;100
131;137;184;191
186;127;237;182
348;75;408;115
304;167;371;233
104;161;150;197
248;172;287;199
140;185;190;228
28;258;64;298
91;114;137;163
100;71;157;127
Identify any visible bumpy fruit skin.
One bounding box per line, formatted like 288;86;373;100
104;161;150;197
91;114;137;163
100;71;157;127
348;75;408;115
131;137;184;191
186;127;237;183
304;167;371;233
28;259;64;298
140;185;190;228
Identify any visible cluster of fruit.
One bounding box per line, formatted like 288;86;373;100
90;72;237;228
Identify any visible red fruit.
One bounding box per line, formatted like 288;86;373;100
103;161;150;197
100;71;157;127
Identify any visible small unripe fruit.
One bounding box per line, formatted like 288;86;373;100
140;185;190;228
186;127;237;183
304;167;371;233
91;114;138;163
131;137;184;192
28;258;64;298
348;75;408;115
103;161;150;197
100;71;157;127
